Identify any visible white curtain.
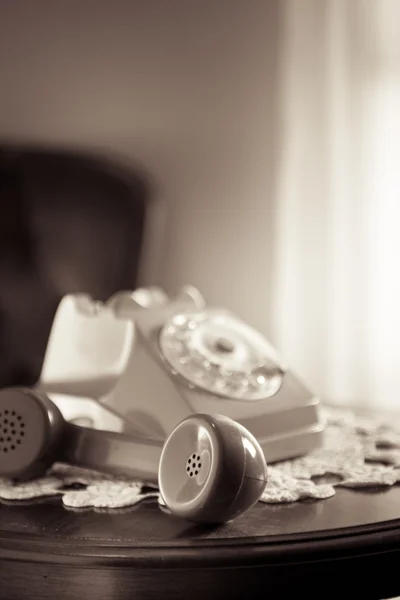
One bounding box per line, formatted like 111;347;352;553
270;0;400;410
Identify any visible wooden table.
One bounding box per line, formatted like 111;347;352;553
1;482;400;599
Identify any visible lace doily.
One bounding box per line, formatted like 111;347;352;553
1;407;400;512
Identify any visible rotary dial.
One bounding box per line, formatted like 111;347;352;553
158;310;285;401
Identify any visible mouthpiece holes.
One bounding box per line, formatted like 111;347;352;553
186;453;202;478
0;408;26;453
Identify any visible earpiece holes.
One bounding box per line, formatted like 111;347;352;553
0;407;26;453
186;454;203;478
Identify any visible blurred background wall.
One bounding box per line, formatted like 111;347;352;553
0;0;278;321
1;0;400;410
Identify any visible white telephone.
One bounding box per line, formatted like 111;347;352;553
37;286;324;463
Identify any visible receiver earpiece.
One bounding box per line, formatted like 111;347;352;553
0;388;268;523
0;387;65;480
158;413;268;523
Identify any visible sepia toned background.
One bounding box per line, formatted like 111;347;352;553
1;0;400;410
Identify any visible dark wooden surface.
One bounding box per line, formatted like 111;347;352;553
1;482;400;599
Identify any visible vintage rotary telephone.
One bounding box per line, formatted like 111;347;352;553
0;286;324;524
37;286;324;462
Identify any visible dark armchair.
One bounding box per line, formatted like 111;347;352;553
0;145;150;389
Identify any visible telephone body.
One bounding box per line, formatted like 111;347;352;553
38;287;324;463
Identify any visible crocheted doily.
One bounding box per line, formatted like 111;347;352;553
1;407;400;512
